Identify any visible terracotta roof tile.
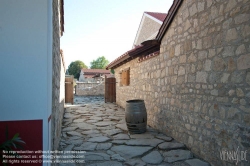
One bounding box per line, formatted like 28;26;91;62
145;12;167;22
81;69;111;74
105;45;143;69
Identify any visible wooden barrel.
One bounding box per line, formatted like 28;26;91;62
125;99;147;134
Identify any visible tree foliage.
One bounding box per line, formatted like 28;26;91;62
90;56;109;69
68;60;88;79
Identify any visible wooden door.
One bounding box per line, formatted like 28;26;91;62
65;75;74;104
105;77;116;103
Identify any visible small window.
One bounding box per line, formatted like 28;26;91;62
120;68;130;86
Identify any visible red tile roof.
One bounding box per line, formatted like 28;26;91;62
105;45;143;69
81;69;111;75
145;12;167;22
106;40;160;69
106;0;183;70
156;0;183;41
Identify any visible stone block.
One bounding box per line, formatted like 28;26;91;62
177;76;185;84
221;73;230;83
198;51;208;60
185;124;191;130
189;3;197;16
213;57;226;71
237;54;250;70
236;44;246;56
228;58;236;71
188;53;197;63
225;28;238;42
228;89;235;96
208;49;216;58
197;39;202;50
231;71;244;83
178;66;186;76
236;88;244;97
203;36;212;49
214;33;223;46
204;59;212;71
228;108;241;121
247;72;250;85
242;25;250;37
198;2;205;12
210;89;218;96
225;0;237;12
175;44;181;56
194;99;202;112
211;5;219;19
188;136;193;145
234;14;250;24
244;114;250;125
222;46;235;57
188;74;196;82
180;54;186;63
196;71;208;83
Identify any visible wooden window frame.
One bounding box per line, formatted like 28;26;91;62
119;67;130;86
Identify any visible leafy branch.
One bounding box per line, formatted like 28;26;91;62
0;126;26;166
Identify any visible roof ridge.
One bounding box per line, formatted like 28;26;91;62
144;11;167;22
145;11;167;14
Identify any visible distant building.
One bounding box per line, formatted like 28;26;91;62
79;69;112;82
133;12;167;47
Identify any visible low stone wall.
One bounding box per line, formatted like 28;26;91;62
76;82;104;96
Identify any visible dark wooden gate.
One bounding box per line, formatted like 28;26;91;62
105;77;116;103
65;75;74;104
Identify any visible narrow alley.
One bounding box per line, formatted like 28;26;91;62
58;96;210;166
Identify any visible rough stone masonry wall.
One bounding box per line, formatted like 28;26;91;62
115;56;161;113
76;82;105;96
51;0;65;153
115;0;250;165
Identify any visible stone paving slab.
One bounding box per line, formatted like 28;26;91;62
141;151;163;164
111;145;153;159
158;142;186;150
185;159;210;166
163;150;193;163
59;96;210;166
125;138;164;147
88;136;111;143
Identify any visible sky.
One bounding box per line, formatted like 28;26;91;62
61;0;173;68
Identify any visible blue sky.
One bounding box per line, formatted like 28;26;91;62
61;0;173;68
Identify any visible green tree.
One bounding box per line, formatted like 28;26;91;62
68;60;88;79
90;56;109;69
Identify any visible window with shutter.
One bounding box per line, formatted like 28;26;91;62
119;68;130;86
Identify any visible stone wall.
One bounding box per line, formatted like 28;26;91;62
135;16;162;46
115;0;250;165
76;82;105;96
51;0;65;153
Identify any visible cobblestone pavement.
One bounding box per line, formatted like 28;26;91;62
59;96;210;166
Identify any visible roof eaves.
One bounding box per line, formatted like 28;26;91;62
129;40;160;57
105;52;130;70
106;40;160;70
156;0;183;41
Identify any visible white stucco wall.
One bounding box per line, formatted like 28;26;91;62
0;0;52;162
